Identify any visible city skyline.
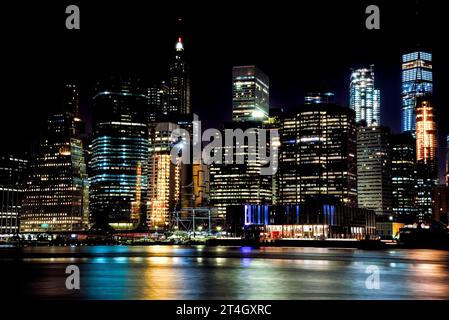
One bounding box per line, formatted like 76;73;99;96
2;1;448;183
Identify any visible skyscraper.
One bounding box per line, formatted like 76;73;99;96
89;78;149;230
279;104;357;207
349;66;381;126
0;154;27;235
168;37;190;115
147;122;181;229
232;65;269;122
148;81;169;122
401;51;433;134
415;95;438;223
21;84;89;232
357;125;392;216
209;122;273;217
391;133;417;223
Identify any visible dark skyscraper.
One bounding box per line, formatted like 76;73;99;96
0;154;27;235
279;104;357;207
168;37;190;115
391;133;417;223
148;81;169;122
21;84;89;232
89;78;149;230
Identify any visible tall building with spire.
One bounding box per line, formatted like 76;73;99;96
168;37;190;115
401;51;433;134
21;84;89;232
349;66;381;126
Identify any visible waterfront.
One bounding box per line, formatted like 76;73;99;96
1;245;449;299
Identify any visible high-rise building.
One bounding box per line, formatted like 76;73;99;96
304;92;335;105
0;154;27;235
168;37;190;115
433;185;449;224
232;65;269;122
401;51;433;134
279;104;357;207
209;122;273;217
147;122;181;229
357;125;392;217
89;78;149;230
415;95;438;223
349;66;381;126
391;133;417;223
21;84;89;232
148;81;169;121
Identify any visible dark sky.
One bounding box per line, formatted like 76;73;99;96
1;0;448;181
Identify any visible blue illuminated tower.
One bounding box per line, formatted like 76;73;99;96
401;51;433;134
89;78;149;230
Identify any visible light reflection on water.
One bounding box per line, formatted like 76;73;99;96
1;246;449;300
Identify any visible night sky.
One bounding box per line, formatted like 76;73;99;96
1;0;448;181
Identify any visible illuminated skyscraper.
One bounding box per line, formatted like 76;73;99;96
0;154;27;235
209;122;273;217
147;122;181;229
232;65;269;122
357;125;392;216
401;51;433;134
349;66;381;126
21;84;89;232
415;95;438;223
168;37;190;115
89;78;149;230
279;104;357;207
391;133;417;222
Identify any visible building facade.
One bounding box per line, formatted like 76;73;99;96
232;65;269;122
349;66;381;126
357;125;392;217
401;51;433;134
227;204;376;239
0;155;27;235
415;95;438;223
391;133;417;223
21;111;89;232
279;104;357;207
89;78;149;230
147;122;181;229
209;122;273;217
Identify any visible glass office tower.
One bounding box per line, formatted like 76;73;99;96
401;51;433;134
279;104;357;207
350;66;381;126
89;78;149;230
391;133;417;223
357;125;393;217
232;65;269;122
